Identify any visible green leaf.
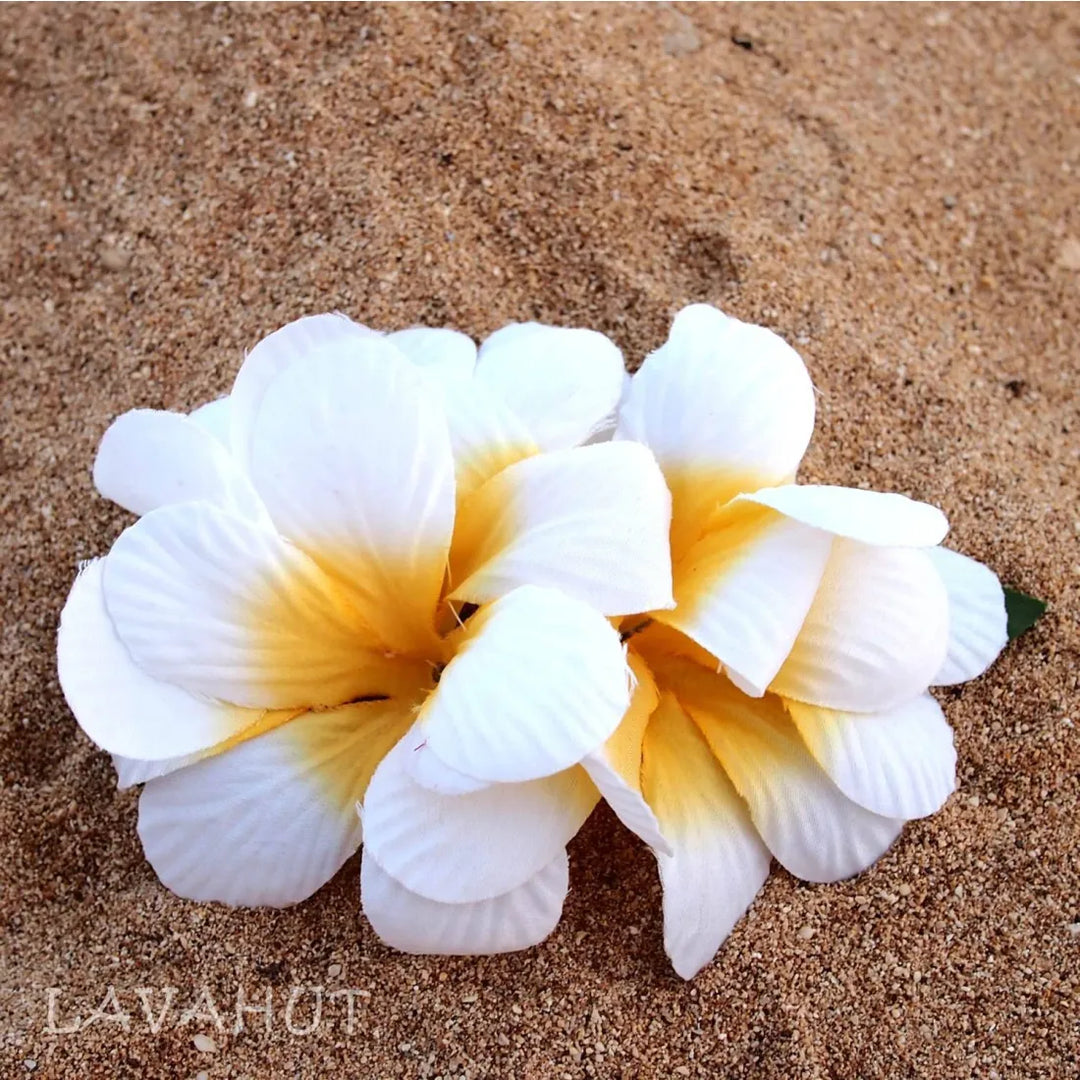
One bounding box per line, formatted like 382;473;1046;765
1004;588;1047;640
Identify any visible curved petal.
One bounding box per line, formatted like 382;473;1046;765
102;501;426;709
57;560;260;760
641;691;772;980
926;547;1008;685
582;652;671;855
657;501;834;697
361;847;568;956
228;312;378;463
247;340;454;656
658;656;903;883
387;327;477;388
449;442;674;617
786;694;956;819
362;731;598;903
188;397;232;447
738;484;948;548
616;304;815;558
138;699;412;906
93;409;263;521
771;540;950;712
114;751;203;790
438;378;538;504
474;322;626;451
408;743;490;795
413;586;631;785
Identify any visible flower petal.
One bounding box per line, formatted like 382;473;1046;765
188;397;231;447
641;691;772;980
57;560;260;760
360;847;568;956
228;312;378;462
362;731;598;903
407;744;490;795
93;409;263;520
582;652;672;855
616;304;815;558
738;484;948;547
771;540;950;712
113;751;203;790
137;699;412;906
786;694;956;819
474;322;626;451
926;547;1008;685
413;585;631;785
387;327;477;388
438;377;538;504
247;339;455;656
659;656;904;883
656;501;834;697
102;501;426;709
449;442;674;617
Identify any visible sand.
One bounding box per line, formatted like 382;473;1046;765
2;3;1077;1077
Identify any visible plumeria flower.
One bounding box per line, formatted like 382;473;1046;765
585;304;1009;978
57;313;674;955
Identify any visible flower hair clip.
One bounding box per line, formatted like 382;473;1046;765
58;304;1010;978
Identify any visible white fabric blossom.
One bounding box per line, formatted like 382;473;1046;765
58;313;673;954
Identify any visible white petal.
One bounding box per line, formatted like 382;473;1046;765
102;501;424;709
228;313;378;463
582;652;671;855
641;692;772;980
474;322;626;451
771;540;950;712
616;304;815;557
413;586;631;785
114;751;203;790
93;409;263;520
188;397;232;447
362;731;598;903
387;327;477;389
361;847;568;956
658;502;834;697
138;700;411;906
659;656;904;883
408;743;490;795
247;339;454;656
738;484;948;547
787;694;957;819
926;547;1008;685
438;377;538;503
450;442;674;617
57;560;260;760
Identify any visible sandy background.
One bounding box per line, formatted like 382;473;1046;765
2;3;1077;1077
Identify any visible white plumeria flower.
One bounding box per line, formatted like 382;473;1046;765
583;303;1009;979
57;313;674;956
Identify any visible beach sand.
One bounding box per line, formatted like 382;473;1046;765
2;4;1077;1076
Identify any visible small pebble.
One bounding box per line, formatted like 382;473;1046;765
797;925;815;941
100;246;131;271
193;1033;217;1054
328;962;342;978
943;194;958;209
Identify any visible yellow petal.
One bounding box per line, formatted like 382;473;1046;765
641;691;771;979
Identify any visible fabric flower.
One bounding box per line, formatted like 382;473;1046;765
57;313;674;954
588;304;1009;978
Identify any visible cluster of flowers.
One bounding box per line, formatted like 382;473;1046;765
57;305;1007;978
